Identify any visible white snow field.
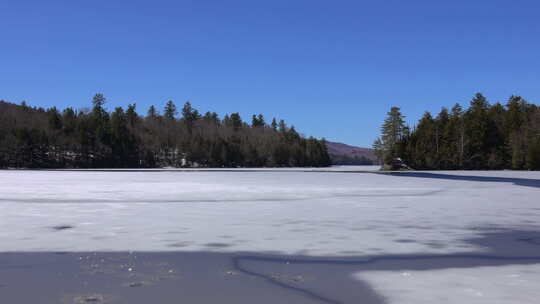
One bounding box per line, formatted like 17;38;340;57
0;168;539;254
1;168;540;303
354;264;540;304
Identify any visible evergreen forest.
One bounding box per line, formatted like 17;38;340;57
0;94;331;168
374;93;540;170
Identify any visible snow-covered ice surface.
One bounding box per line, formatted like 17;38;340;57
354;264;540;304
0;168;539;254
2;168;540;303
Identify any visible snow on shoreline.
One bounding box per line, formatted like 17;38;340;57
44;165;382;172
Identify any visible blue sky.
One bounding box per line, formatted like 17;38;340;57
1;0;539;147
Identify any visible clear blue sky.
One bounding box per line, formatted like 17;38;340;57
1;0;539;147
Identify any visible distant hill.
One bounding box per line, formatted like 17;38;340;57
325;141;378;165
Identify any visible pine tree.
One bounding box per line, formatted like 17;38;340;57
164;100;177;120
414;111;436;169
506;96;527;169
47;107;62;130
450;103;465;167
252;115;259;127
126;104;138;127
252;114;265;127
379;106;406;166
257;114;265;126
464;93;490;168
435;107;450;168
278;119;287;132
181;101;200;134
229;113;243;131
271;118;278;130
147;105;158;119
91;93;110;161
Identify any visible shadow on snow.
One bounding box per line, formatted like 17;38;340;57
383;171;540;188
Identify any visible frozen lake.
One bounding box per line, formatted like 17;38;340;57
1;168;539;303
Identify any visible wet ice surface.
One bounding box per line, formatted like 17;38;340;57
355;264;540;304
0;168;539;254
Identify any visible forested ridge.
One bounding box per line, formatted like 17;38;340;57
374;93;540;170
0;94;331;168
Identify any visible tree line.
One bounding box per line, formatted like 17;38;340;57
374;93;540;170
0;94;331;168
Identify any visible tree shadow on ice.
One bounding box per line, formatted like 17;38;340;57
384;172;540;188
233;229;540;304
2;230;540;304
